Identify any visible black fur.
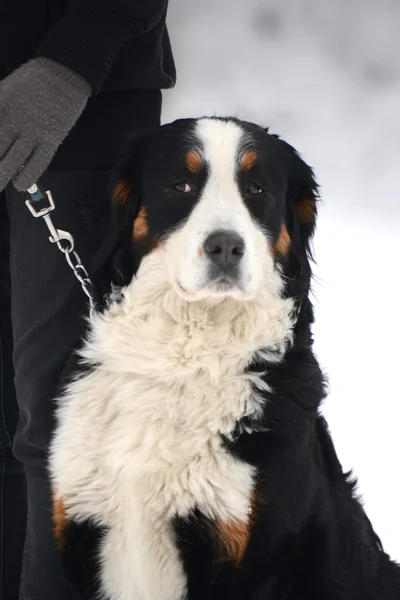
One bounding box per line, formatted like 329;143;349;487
62;118;400;599
61;520;106;600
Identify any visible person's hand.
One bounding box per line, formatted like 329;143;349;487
0;58;92;192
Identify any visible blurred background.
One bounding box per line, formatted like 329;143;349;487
163;0;400;559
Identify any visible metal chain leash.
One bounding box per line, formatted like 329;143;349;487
25;183;97;320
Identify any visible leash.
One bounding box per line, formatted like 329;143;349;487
25;183;97;320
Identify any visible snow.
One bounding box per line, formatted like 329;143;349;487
163;0;400;560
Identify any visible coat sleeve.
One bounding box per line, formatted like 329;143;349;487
33;0;169;92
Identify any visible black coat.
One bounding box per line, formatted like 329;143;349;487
0;0;176;93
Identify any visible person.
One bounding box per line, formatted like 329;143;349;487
0;2;175;598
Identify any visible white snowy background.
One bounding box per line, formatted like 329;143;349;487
163;0;400;560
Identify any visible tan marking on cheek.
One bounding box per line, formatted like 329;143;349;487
197;247;204;258
272;222;291;257
113;179;132;205
133;206;149;241
214;492;264;566
240;151;258;171
297;197;316;224
53;496;69;549
185;150;203;173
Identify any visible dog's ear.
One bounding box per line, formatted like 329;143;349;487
285;144;318;262
109;128;155;236
89;128;155;283
275;136;319;295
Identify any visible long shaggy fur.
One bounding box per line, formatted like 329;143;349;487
50;117;400;600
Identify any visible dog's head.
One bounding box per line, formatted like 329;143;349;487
110;117;318;306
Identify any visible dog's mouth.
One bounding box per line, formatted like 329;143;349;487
210;275;238;292
176;274;246;300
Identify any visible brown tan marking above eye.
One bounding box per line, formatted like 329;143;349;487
185;150;203;174
53;496;69;550
133;206;149;241
240;151;258;171
272;222;291;257
113;179;132;205
297;197;316;224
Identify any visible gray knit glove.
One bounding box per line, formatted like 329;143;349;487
0;58;92;191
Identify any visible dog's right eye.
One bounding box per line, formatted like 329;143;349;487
174;182;192;193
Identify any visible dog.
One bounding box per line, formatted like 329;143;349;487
51;117;400;600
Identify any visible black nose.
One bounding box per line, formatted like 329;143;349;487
203;230;245;268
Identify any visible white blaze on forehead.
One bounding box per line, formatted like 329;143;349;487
190;118;251;236
196;118;244;184
194;118;248;232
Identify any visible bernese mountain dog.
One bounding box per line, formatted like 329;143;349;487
51;117;400;600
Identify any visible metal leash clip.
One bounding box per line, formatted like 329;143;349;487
25;183;97;319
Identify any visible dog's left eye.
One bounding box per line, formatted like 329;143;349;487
248;183;264;195
174;182;192;193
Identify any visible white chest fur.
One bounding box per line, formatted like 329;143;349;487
50;255;293;600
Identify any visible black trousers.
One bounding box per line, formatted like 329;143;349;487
0;89;161;600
